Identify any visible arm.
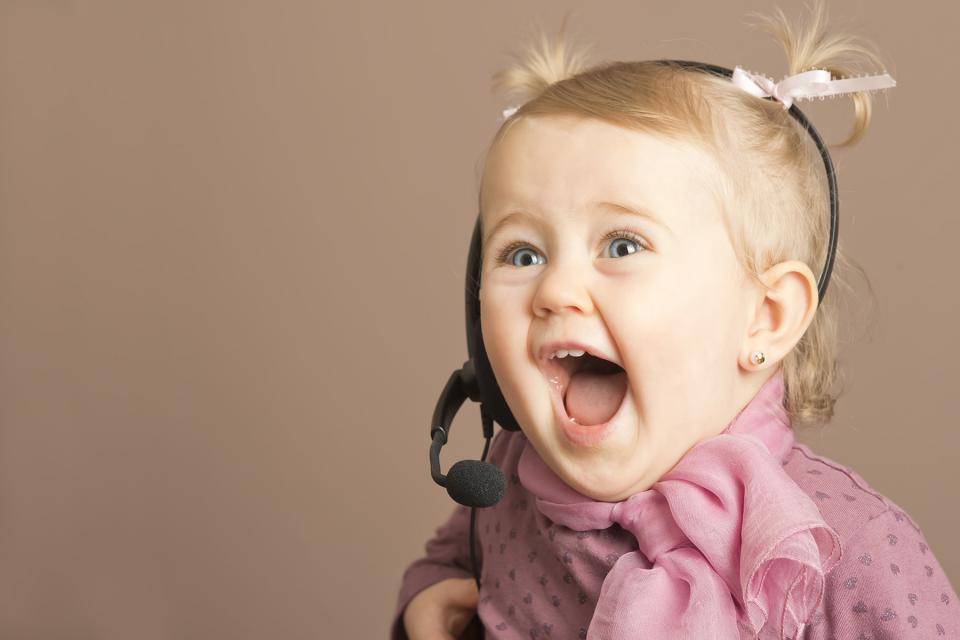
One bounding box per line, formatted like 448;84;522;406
805;508;960;639
391;503;479;640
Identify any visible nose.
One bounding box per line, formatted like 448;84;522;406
532;262;595;318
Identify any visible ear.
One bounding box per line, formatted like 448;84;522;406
739;260;819;371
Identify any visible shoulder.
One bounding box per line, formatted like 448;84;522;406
784;443;960;638
783;442;914;539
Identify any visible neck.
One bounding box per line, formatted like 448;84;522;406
722;367;793;461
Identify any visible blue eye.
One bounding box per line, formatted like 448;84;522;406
607;237;642;258
494;230;648;268
508;247;545;267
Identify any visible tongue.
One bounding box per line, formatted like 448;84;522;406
564;370;628;426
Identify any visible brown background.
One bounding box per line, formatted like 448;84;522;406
0;1;955;637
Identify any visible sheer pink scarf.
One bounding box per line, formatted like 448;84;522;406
517;371;840;639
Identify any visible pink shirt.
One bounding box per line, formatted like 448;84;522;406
393;423;959;639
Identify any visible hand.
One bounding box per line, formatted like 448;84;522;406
403;577;480;640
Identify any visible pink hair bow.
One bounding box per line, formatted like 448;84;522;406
731;66;897;109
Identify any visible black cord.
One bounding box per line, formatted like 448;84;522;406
469;505;480;590
469;409;495;589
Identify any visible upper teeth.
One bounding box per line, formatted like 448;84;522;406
551;349;585;359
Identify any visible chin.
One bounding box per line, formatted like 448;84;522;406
555;454;648;502
520;407;648;502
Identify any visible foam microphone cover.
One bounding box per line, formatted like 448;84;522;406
445;460;506;508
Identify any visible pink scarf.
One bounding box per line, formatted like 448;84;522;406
517;371;841;639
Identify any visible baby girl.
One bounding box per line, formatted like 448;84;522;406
393;2;959;638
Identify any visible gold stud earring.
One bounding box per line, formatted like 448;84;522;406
751;351;766;366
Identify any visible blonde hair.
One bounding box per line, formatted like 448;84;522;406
484;0;890;430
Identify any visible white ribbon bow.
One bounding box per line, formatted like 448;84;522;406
731;66;897;110
497;66;896;121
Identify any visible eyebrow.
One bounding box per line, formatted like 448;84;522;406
483;200;672;245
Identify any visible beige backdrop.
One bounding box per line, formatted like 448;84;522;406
0;1;956;638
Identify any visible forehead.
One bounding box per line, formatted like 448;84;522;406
480;115;724;235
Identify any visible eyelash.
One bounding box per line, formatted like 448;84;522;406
494;229;650;266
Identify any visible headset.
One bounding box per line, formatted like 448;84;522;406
426;60;840;598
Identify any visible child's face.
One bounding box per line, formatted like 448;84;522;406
479;114;766;502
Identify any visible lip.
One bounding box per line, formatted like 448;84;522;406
536;341;620;367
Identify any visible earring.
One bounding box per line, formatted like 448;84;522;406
751;351;766;366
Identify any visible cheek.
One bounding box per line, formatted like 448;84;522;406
479;286;526;375
598;265;727;368
676;252;746;352
479;287;539;423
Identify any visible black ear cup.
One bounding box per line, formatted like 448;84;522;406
464;217;522;432
472;315;521;431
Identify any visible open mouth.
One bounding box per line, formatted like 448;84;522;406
543;352;629;428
